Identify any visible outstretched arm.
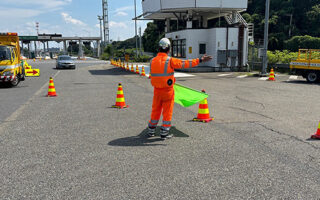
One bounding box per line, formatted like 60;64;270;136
170;54;212;69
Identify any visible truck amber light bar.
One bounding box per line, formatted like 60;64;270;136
0;32;18;36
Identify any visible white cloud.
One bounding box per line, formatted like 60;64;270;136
109;21;128;29
0;7;43;19
61;12;86;26
2;0;72;10
116;11;128;16
115;6;134;12
95;24;101;28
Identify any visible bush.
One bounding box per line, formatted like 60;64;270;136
267;50;298;64
100;53;110;60
284;35;320;52
130;55;152;63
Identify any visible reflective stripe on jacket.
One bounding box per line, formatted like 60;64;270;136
150;53;200;88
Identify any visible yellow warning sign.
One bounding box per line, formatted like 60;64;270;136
25;69;40;77
189;47;192;54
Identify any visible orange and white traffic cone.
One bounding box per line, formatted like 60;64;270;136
135;65;140;74
112;83;129;109
268;68;275;81
131;64;135;73
47;77;57;97
141;66;146;76
193;90;213;123
311;121;320;139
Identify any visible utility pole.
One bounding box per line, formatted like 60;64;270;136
102;0;109;45
98;15;103;57
134;0;138;58
261;0;270;76
35;22;39;57
139;27;142;56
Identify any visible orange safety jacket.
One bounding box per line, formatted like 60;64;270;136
150;53;200;88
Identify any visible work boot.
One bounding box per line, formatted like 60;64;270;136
147;127;156;137
160;128;173;140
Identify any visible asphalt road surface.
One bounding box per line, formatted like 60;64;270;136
1;60;320;199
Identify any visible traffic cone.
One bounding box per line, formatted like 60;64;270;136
141;66;146;76
311;122;320;139
193;90;213;123
135;65;140;74
131;64;135;73
112;83;129;109
47;77;57;97
268;68;275;81
126;63;129;71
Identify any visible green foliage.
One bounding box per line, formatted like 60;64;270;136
284;35;320;52
130;55;152;63
142;21;165;53
245;0;320;50
267;50;298;64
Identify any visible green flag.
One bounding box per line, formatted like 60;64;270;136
174;83;209;107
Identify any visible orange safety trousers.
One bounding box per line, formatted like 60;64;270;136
148;87;174;130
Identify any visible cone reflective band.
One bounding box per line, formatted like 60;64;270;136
268;68;275;81
136;65;140;74
112;83;129;109
47;77;57;97
193;90;213;123
311;121;320;139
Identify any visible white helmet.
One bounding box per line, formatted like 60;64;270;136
159;38;171;50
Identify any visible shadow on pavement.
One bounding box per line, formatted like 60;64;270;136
89;68;136;76
283;80;320;85
108;126;189;147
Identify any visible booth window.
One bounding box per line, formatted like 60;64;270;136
172;39;186;58
199;43;206;54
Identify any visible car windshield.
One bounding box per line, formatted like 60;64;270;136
0;46;11;61
59;56;72;61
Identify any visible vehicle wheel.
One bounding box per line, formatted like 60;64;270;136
306;71;319;83
20;68;26;81
9;77;20;87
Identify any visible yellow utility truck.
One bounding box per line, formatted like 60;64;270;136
290;49;320;83
0;32;25;87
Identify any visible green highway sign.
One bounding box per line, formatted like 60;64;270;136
19;36;38;40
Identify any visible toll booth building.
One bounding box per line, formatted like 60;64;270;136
140;0;249;71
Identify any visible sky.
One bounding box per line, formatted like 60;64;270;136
0;0;150;42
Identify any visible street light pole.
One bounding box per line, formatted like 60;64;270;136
261;0;270;76
134;0;138;58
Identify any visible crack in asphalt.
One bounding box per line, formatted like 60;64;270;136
228;106;274;120
252;122;320;151
235;96;266;109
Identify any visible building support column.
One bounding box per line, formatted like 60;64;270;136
97;40;101;58
78;39;83;58
63;40;67;54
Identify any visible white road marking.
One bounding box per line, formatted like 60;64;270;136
286;75;298;82
0;71;60;134
289;75;298;80
218;73;232;77
258;77;269;81
237;75;248;78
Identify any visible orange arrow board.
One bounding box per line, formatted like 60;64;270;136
25;69;40;77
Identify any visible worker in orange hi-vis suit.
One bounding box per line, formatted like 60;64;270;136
147;38;212;139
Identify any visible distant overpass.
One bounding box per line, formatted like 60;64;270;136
19;34;102;58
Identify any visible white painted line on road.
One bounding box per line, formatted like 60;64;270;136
289;75;298;80
258;77;269;81
237;75;248;78
175;72;195;78
218;73;232;77
286;75;298;82
0;70;60;134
